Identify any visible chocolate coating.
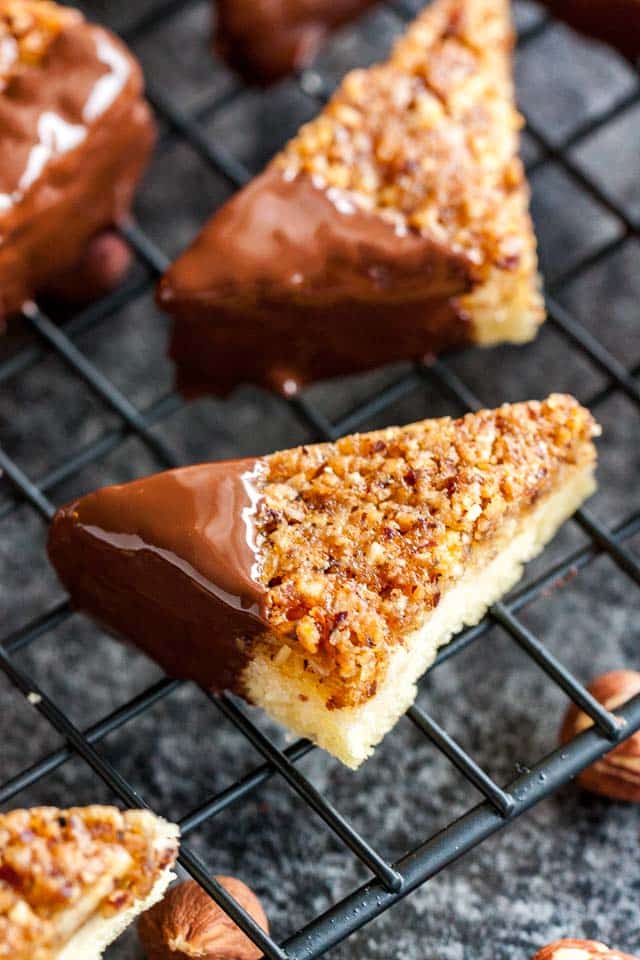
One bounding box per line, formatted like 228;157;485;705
48;460;268;692
159;166;472;397
0;21;155;326
214;0;377;84
541;0;640;61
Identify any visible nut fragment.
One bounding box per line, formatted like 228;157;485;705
138;875;269;960
532;939;639;960
560;670;640;802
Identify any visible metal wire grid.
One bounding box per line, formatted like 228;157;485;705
0;2;639;957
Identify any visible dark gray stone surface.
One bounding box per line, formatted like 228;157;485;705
0;2;639;958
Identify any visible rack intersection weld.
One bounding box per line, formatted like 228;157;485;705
0;2;639;958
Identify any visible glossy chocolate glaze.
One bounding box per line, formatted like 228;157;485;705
0;21;155;326
541;0;640;61
215;0;377;84
159;166;473;396
48;460;269;692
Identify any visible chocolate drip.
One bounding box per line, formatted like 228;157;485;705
214;0;377;84
0;22;155;325
48;460;268;692
159;166;473;397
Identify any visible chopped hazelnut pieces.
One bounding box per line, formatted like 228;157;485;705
0;0;80;85
256;396;598;709
278;0;527;274
0;806;178;960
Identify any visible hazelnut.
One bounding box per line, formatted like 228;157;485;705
138;875;269;960
533;939;638;960
43;230;133;305
560;670;640;802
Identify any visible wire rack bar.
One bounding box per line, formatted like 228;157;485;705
0;393;181;525
406;704;516;816
547;234;630;293
0;640;287;960
527;100;640;181
118;0;202;43
1;3;639;959
0;678;181;805
546;298;640;406
492;607;622;739
179;738;315;834
24;305;179;468
524;117;639;235
0;275;153;389
211;692;404;892
3;601;71;655
0;445;55;520
280;692;640;960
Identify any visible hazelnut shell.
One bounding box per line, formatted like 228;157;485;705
533;938;638;960
138;874;269;960
44;230;132;305
560;670;640;802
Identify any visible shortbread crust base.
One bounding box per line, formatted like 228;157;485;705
244;464;595;767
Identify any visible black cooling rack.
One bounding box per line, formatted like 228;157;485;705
1;2;640;957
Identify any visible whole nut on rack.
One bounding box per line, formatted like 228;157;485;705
138;874;269;960
532;938;639;960
560;670;640;802
43;230;133;305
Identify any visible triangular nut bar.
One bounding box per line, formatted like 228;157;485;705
0;806;179;960
49;395;598;767
160;0;543;396
0;0;155;324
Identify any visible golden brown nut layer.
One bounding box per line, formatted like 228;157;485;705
257;395;598;707
0;806;178;960
279;0;530;281
0;0;80;81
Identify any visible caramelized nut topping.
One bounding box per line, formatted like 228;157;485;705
256;396;598;708
0;806;177;960
279;0;524;271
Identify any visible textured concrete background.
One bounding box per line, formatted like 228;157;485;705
1;1;640;958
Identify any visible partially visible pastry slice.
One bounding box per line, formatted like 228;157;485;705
48;395;598;768
0;0;155;325
0;805;179;960
214;0;377;84
160;0;543;397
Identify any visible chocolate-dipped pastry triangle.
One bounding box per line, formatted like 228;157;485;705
159;0;543;397
215;0;378;85
0;805;179;960
49;395;597;768
0;0;155;325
